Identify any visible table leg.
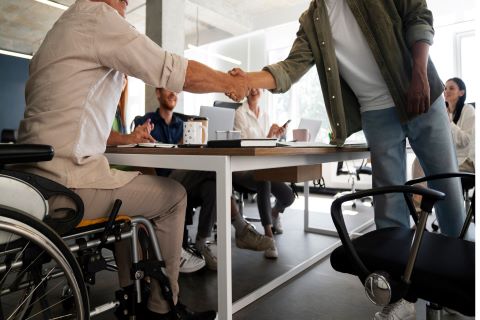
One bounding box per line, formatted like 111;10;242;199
216;158;232;320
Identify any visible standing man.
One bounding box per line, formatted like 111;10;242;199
134;88;275;270
230;1;465;319
17;0;246;319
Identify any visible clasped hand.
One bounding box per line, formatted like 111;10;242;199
225;68;249;102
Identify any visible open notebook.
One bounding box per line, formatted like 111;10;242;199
116;142;176;148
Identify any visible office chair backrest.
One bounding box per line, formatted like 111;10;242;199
213;101;242;110
1;129;17;143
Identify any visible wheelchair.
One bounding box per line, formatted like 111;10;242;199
0;144;177;319
330;173;475;319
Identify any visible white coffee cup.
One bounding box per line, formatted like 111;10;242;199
293;128;310;142
184;121;205;144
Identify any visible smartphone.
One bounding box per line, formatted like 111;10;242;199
282;119;291;128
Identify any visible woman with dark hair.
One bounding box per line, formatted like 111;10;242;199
444;77;475;172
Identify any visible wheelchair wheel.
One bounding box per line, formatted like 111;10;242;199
0;208;89;319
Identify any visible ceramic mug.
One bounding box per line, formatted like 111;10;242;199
293;128;310;142
188;118;208;144
184;121;206;144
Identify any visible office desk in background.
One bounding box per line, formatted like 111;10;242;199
105;146;370;320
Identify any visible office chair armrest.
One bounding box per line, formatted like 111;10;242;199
405;172;474;186
330;185;445;282
403;172;475;225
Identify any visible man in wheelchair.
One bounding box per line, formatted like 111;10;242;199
0;0;250;319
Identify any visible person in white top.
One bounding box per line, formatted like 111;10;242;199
233;89;295;259
16;0;248;319
444;77;475;172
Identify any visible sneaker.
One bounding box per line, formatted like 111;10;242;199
272;215;283;234
235;223;274;251
264;241;278;259
179;248;205;273
373;299;415;320
199;244;217;271
146;303;216;320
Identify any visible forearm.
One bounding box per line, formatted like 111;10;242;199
107;130;130;146
411;41;429;74
183;60;233;93
246;71;277;90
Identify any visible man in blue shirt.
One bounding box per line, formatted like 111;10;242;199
135;88;275;271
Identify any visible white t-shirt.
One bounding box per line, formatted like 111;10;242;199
234;102;270;139
17;0;188;189
324;0;394;112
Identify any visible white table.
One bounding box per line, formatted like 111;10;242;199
106;146;370;320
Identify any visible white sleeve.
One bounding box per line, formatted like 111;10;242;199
93;8;187;92
234;109;249;139
450;105;475;149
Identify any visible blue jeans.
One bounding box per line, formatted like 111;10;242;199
361;96;465;237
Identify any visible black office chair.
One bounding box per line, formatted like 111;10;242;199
335;160;372;208
407;172;475;233
330;176;475;319
1;129;17;143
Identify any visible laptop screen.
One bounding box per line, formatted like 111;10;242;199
199;106;236;141
297;118;322;142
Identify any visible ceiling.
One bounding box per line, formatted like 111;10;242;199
0;0;476;56
0;0;310;55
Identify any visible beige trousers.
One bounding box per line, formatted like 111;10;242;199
65;175;186;313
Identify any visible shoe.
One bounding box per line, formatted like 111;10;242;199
272;215;283;234
373;299;415;320
444;307;462;315
264;241;278;259
199;243;217;271
179;247;205;273
235;223;274;251
146;303;216;320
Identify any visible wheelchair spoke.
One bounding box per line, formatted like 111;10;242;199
24;295;75;320
0;240;31;287
7;265;55;320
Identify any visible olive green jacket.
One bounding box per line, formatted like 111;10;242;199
264;0;444;145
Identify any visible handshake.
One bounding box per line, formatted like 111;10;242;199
224;68;252;102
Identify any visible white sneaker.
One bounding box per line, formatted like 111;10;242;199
200;243;217;271
264;241;278;259
373;299;415;320
179;247;205;273
272;215;283;234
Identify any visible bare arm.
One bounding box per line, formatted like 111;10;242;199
407;41;430;115
183;60;249;101
107;120;155;145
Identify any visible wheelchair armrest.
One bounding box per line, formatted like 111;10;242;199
0;144;54;166
0;169;84;235
330;185;445;282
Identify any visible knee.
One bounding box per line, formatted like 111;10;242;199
170;179;187;209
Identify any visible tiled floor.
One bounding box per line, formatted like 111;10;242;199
88;193;474;320
2;193;474;319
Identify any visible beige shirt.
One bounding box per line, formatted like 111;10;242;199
17;0;188;189
234;102;270;139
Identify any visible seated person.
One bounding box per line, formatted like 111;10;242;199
108;76;205;274
412;77;475;177
233;88;295;259
134;88;274;270
15;0;248;318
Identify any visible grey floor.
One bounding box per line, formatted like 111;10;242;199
85;192;475;320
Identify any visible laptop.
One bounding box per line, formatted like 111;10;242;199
297;118;322;142
199;106;236;141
